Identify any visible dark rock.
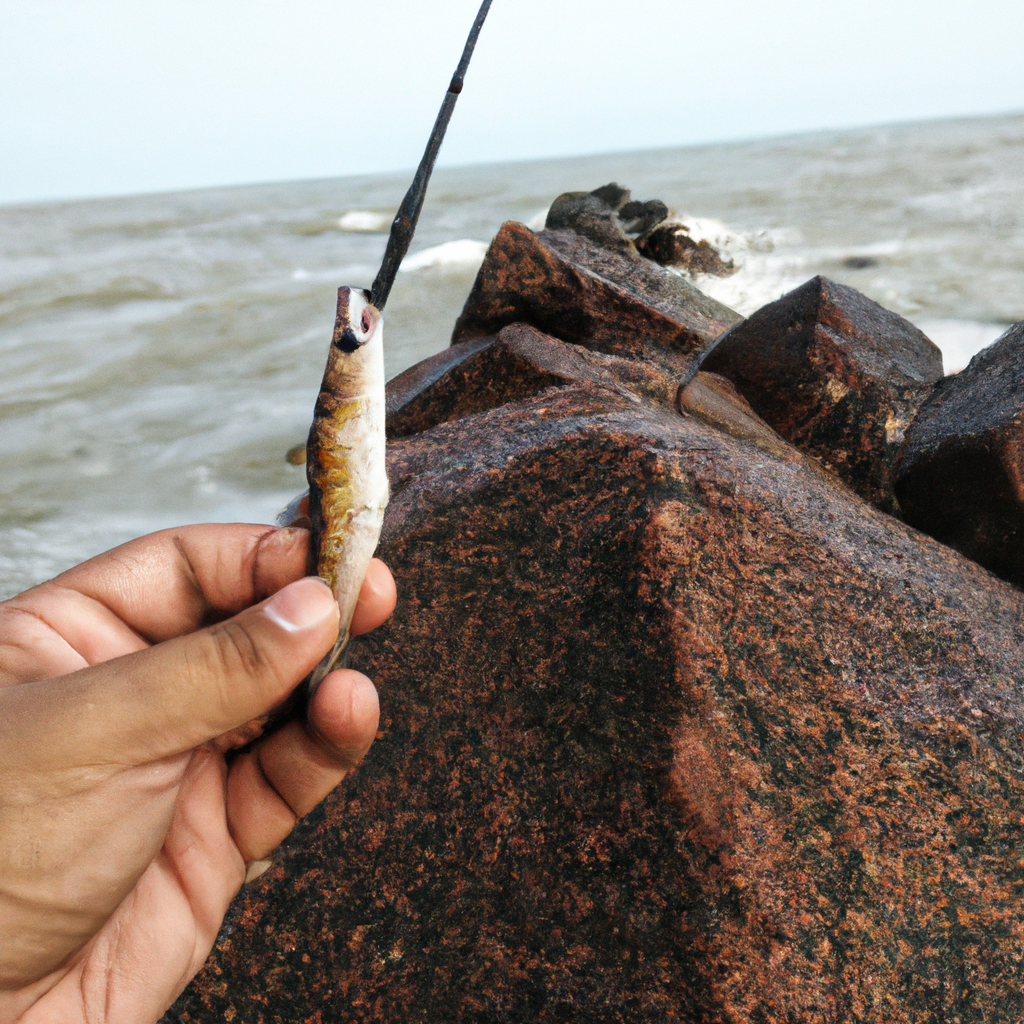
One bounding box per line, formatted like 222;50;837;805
172;369;1024;1024
387;323;675;438
452;220;742;368
388;321;778;450
544;184;674;252
702;275;943;512
843;255;879;270
618;198;669;238
385;334;498;429
544;188;633;251
894;320;1024;587
587;182;631;210
638;223;737;276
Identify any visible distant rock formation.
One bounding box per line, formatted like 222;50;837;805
170;190;1024;1024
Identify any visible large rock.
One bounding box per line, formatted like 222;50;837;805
387;322;785;457
702;276;943;512
387;322;676;438
170;355;1024;1023
894;321;1024;587
451;220;741;367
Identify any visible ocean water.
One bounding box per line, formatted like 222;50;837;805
1;112;1022;598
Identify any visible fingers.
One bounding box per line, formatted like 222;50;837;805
227;670;379;862
0;586;151;687
51;524;311;644
350;558;397;636
0;577;340;768
162;748;246;949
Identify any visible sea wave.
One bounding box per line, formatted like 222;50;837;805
400;239;489;273
662;217;808;318
338;210;393;233
913;319;1010;374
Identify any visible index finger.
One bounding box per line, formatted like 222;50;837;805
51;524;311;644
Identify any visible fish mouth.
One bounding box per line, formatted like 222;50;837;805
334;328;365;353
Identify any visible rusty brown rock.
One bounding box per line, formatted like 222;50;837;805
387;323;779;454
387;322;677;438
171;369;1024;1024
702;275;943;512
451;220;741;367
894;320;1024;587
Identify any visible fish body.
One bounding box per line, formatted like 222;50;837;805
299;0;492;696
306;286;389;692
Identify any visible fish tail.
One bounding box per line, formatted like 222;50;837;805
306;630;352;697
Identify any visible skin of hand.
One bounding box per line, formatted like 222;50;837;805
0;523;396;1024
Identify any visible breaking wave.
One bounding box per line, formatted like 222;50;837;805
400;239;489;272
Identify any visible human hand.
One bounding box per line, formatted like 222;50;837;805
0;524;396;1024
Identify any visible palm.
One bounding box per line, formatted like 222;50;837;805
0;525;394;1024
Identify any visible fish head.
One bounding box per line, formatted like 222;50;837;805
332;287;382;353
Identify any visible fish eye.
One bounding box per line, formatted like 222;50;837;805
361;311;373;335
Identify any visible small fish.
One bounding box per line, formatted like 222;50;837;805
302;0;494;695
305;287;388;690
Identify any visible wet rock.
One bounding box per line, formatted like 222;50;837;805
392;324;789;457
638;222;737;276
172;374;1024;1024
387;323;675;438
384;334;498;429
843;255;879;270
545;184;669;250
701;275;943;512
894;320;1024;587
544;187;633;251
452;220;741;367
388;322;780;451
618;198;670;238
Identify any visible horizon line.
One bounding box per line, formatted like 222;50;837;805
3;106;1022;213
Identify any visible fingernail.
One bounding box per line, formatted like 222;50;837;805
264;577;336;633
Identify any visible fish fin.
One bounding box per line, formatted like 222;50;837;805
277;489;311;528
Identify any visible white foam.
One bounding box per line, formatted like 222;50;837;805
527;209;549;231
913;318;1009;374
400;239;489;273
662;216;808;317
338;210;392;233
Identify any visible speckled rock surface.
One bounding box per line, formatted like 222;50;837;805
702;276;943;512
451;220;741;366
169;371;1024;1024
895;320;1024;587
387;322;677;438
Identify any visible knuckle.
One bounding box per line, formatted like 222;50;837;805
207;619;275;688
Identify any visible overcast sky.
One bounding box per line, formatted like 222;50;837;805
2;0;1023;206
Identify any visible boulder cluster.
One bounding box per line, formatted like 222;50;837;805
169;186;1024;1024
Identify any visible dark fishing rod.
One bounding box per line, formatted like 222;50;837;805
370;0;494;311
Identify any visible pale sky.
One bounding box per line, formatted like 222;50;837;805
2;0;1023;206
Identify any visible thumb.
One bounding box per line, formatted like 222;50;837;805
3;577;340;767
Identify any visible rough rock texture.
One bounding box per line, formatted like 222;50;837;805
171;365;1024;1024
387;323;676;438
702;276;943;512
451;220;741;367
894;320;1024;587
